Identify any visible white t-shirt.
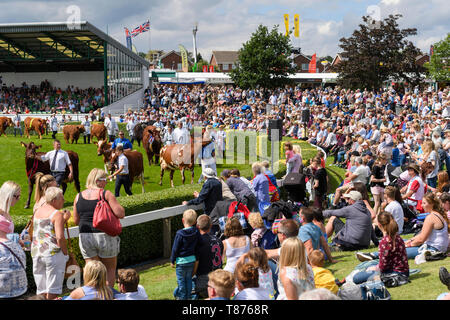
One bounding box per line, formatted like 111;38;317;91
118;154;129;175
114;285;148;300
233;286;273;300
385;200;404;234
353;165;368;184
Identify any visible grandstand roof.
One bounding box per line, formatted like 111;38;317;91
0;21;149;72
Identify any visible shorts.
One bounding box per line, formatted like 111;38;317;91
32;251;68;295
370;185;385;195
79;233;120;259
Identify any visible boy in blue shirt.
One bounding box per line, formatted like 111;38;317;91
171;209;201;300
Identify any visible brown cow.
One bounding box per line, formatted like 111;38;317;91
107;150;145;194
63;125;85;144
97;140;113;173
21;141;81;209
90;123;107;144
24;117;46;139
0;117;13;137
159;135;211;188
142;125;162;165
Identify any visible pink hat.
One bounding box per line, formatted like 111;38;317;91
0;214;14;234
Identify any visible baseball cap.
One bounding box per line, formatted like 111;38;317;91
343;191;362;201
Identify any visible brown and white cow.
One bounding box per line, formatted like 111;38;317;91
107;150;145;194
24;117;46;139
90;123;107;144
21;141;81;209
63;124;85;144
0;117;13;137
142;125;162;166
159;135;212;188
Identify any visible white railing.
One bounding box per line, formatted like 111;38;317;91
65;203;203;258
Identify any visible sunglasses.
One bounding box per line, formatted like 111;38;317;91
13;194;20;200
97;178;107;182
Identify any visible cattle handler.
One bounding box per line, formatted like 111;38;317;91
108;145;133;197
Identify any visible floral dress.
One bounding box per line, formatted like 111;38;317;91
31;210;61;258
277;265;315;300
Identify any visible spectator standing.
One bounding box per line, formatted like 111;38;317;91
370;154;388;216
72;168;125;287
223;169;257;211
193;215;223;299
31;187;70;300
0;192;27;299
170;209;201;300
311;157;328;209
251;162;270;206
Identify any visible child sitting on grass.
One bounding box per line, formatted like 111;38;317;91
115;268;148;300
170;209;201;300
309;250;339;294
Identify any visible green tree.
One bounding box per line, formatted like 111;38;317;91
336;14;425;90
229;24;295;90
425;33;450;83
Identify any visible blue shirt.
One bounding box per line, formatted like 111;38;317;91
298;222;323;250
253;174;270;203
111;138;133;150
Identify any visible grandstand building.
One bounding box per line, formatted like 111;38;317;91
0;21;149;115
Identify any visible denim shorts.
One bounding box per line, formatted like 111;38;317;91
79;233;120;259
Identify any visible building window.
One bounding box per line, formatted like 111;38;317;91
301;63;309;71
222;63;229;71
177;63;182;70
232;64;236;69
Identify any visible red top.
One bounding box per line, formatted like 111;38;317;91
378;234;409;274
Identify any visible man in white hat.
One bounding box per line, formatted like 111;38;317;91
182;168;223;216
197;128;217;183
323;190;372;251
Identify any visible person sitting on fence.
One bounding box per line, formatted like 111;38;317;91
170;209;201;300
206;269;235;300
309;250;339;294
114;268;148;300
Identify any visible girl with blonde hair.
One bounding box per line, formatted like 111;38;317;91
277;237;315;300
33;173;57;213
416;140;439;188
67;260;113;300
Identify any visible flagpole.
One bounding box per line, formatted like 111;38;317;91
148;18;151;61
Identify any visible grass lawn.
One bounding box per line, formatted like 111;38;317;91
134;141;450;300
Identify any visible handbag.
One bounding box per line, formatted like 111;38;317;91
92;189;122;237
64;223;80;279
264;174;280;202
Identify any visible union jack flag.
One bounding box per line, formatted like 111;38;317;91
131;20;150;38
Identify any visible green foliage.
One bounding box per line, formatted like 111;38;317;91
229;24;296;90
425;33;450;83
337;14;425;90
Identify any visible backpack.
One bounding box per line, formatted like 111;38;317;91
218;201;250;232
380;272;410;288
264;174;280;202
92;189;122;237
258;229;278;249
360;280;391;300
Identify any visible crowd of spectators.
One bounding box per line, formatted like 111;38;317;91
0;80;104;114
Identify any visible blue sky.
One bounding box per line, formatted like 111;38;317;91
0;0;447;60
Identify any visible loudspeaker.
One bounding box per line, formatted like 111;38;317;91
268;119;283;141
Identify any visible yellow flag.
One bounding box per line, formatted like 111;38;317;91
284;14;289;36
178;44;189;72
294;14;300;37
